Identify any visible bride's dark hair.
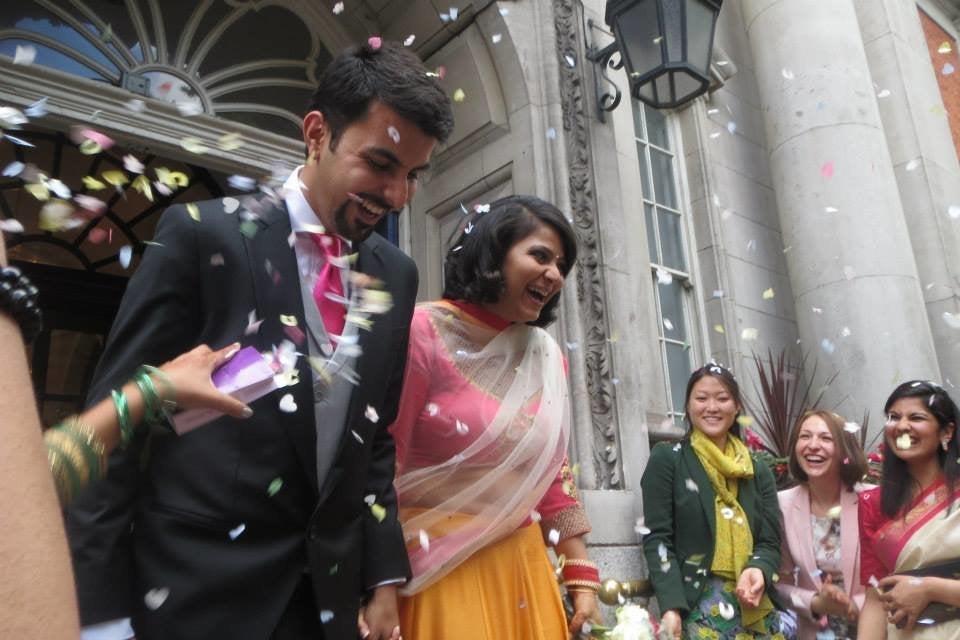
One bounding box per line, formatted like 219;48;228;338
442;195;577;328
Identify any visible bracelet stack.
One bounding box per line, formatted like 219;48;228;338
561;558;602;593
44;417;106;504
0;266;42;344
113;366;177;448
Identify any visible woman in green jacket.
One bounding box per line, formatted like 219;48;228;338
641;362;797;639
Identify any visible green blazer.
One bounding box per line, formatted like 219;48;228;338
640;438;784;617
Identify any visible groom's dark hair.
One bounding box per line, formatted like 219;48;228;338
309;40;455;148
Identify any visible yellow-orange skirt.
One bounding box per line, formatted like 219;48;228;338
398;522;568;639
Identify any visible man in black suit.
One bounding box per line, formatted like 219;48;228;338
66;41;454;640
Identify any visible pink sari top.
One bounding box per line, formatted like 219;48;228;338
390;300;577;594
859;478;960;584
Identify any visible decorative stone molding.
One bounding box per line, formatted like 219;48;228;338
553;0;622;489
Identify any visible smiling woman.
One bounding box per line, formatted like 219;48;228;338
383;195;605;639
857;381;960;639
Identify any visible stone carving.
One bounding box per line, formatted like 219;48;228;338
553;0;622;489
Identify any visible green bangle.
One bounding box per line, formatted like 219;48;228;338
142;365;176;412
111;388;135;448
133;371;161;426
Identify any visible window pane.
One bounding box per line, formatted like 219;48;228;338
650;147;677;208
665;341;693;416
657;278;688;339
645;203;658;263
644;103;670;150
637;141;651;200
632;101;645;139
657;208;686;271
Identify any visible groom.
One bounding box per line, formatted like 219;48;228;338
66;41;454;640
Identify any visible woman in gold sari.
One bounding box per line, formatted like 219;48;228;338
858;380;960;639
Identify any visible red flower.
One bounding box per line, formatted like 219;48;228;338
744;429;765;451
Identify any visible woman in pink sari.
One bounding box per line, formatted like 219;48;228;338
385;196;603;639
858;380;960;639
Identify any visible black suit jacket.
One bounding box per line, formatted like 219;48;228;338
66;197;416;639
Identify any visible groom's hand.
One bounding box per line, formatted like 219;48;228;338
359;585;401;640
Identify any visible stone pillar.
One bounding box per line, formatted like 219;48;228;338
742;0;940;432
853;0;960;391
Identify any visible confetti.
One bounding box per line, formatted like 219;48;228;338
427;403;439;416
877;89;891;99
781;68;794;80
821;161;835;179
332;1;344;14
124;98;145;112
656;268;673;285
942;311;960;329
387;125;400;144
403;34;416;46
455;419;469;435
741;328;758;341
365;405;379;423
737;415;753;428
0;219;24;233
320;610;335;623
0;106;27;128
209;253;225;266
186;203;201;222
175;101;203;117
143;587;170;610
944;63;956;75
948;205;960;219
278;394;297;413
714;324;725;334
267;477;283;496
564;54;576;68
24;97;47;118
228;523;246;540
370;503;386;522
13;44;36;66
217;132;243;151
118;245;134;269
547;529;560;545
868;575;879;588
824;206;838;213
635;518;651;536
368;36;382;51
228;175;255;191
351;430;363;444
761;288;775;300
499;7;508;16
530;510;541;522
452;88;466;102
123;154;144;174
843;265;856;280
546;127;557;140
726;121;737;135
718;601;735;620
222;197;240;214
663;318;674;331
843;422;861;434
180;137;208;154
2;161;24;177
820;338;835;354
826;505;842;519
492;33;502;44
895;433;912;450
419;529;430;551
906;158;920;171
684;479;699;493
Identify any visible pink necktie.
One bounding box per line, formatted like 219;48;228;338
310;233;346;337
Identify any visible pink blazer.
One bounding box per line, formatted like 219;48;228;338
776;484;866;639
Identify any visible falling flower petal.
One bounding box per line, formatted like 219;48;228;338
228;523;246;539
267;477;283;496
370;503;386;522
368;36;382;50
278;393;297;413
452;88;466;102
404;34;416;47
821;161;835;179
365;405;379;423
13;44;36;66
762;288;775;300
419;529;430;551
143;587;169;610
180;137;208;154
332;1;344;14
492;33;502;44
118;245;133;269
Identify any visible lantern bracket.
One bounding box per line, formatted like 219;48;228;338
585;19;624;122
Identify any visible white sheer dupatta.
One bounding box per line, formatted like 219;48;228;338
395;302;570;595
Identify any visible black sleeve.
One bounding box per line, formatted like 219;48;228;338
65;205;202;624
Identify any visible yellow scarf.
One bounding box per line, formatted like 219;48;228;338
690;429;774;632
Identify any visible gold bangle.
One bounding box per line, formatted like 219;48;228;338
45;429;91;487
563;559;598;569
60;417;106;479
563;579;602;591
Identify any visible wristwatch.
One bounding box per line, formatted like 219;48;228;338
0;266;42;343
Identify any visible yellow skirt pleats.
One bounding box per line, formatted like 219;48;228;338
398;522;569;639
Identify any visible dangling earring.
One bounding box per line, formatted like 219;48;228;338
943;439;951;451
306;147;318;167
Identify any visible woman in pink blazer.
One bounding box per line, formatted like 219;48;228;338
777;410;869;639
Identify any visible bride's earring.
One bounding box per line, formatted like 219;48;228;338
943;439;951;451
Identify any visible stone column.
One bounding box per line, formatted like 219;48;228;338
742;0;940;432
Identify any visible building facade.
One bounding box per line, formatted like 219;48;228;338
2;0;959;591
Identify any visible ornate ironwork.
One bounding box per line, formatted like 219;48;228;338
585;25;624;121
